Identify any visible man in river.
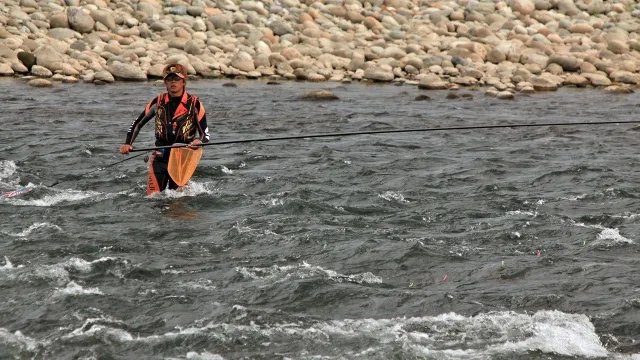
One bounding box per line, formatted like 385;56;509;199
119;64;210;195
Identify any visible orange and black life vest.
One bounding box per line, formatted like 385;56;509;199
125;91;209;147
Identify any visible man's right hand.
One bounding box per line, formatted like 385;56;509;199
120;144;133;154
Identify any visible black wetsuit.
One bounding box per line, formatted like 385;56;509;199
124;91;209;194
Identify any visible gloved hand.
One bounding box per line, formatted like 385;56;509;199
187;139;202;149
120;144;133;154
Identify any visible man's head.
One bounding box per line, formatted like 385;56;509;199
162;64;187;95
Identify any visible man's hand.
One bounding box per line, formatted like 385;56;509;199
187;139;202;149
120;144;133;154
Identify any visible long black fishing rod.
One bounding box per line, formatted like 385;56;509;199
47;152;146;187
129;120;640;152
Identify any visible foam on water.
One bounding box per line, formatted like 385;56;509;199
64;257;122;273
183;352;225;360
5;188;104;207
596;228;633;244
573;221;634;245
236;261;382;285
562;193;588;201
177;278;217;291
1;256;23;270
0;328;44;353
54;309;611;359
0;160;18;182
489;311;608;358
4;222;62;237
54;281;103;297
0;257;122;287
262;198;285;206
64;317;134;342
154;181;216;199
506;210;538;217
378;191;409;204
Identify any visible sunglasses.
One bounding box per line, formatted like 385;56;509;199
164;75;183;82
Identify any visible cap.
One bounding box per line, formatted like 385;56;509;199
162;64;187;80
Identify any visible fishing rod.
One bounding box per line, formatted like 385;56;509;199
129;120;640;152
2;152;148;199
4;119;638;198
47;152;147;187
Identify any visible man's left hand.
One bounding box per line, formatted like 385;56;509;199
187;139;202;149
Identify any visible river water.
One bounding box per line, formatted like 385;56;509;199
1;77;640;359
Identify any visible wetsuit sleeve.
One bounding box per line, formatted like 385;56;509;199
194;97;210;143
124;97;158;145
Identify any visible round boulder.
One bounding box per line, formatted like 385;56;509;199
47;28;78;40
0;63;14;76
268;21;294;36
364;67;394;82
17;51;36;71
231;51;255;72
107;62;147;81
496;91;515;99
548;55;580;72
28;78;52;87
68;8;95;34
418;74;448;90
33;46;63;71
31;65;53;77
300;90;339;101
49;12;69;28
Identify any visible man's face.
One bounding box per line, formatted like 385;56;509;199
164;74;185;94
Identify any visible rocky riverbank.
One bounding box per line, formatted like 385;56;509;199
2;0;640;96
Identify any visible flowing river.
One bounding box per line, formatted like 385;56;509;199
2;77;640;359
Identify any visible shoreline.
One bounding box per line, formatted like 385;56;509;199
2;0;640;97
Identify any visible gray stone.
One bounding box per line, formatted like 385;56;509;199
107;62;147;81
609;71;640;85
184;40;202;55
548;54;580;72
31;65;53;77
94;70;115;83
209;15;231;30
364;66;394;81
487;48;506;64
510;0;535;15
563;74;589;87
300;90;339;101
496;91;515;99
90;10;116;31
11;62;28;74
418;74;448;90
29;78;53;87
529;76;558;90
240;1;268;15
557;0;579;15
268;20;294;36
231;51;255;72
187;6;204;17
0;63;14;76
20;0;39;8
34;45;63;71
49;12;69;28
150;21;171;32
137;3;160;19
68;7;95;34
231;23;253;35
466;1;496;14
47;27;78;40
423;56;443;67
